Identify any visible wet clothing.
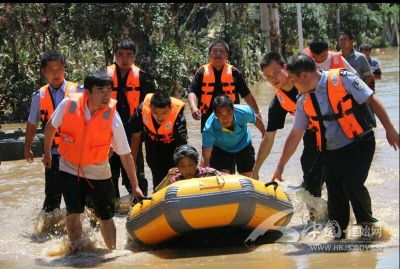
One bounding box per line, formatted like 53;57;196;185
294;69;378;238
129;99;188;190
27;80;82;213
106;64;155;197
49;93;131;220
210;144;255;174
60;171;116;220
202;104;256;173
267;86;324;198
188;63;252;132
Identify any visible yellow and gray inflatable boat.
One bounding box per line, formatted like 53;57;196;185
126;174;293;245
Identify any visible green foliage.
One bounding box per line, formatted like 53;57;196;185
279;3;327;59
0;3;398;121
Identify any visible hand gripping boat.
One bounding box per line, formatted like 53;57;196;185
126;174;293;246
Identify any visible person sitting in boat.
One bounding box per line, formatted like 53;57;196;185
155;144;223;192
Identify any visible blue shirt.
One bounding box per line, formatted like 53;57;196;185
202;104;256;153
294;70;374;150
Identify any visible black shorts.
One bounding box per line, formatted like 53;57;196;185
60;171;116;220
210;143;255;173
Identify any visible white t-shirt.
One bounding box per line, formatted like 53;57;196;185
49;97;130;179
316;52;357;74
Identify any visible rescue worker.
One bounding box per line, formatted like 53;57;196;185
252;52;325;221
272;53;399;240
187;40;261;174
24;50;82;233
106;37;155;197
41;70;144;251
129;91;188;193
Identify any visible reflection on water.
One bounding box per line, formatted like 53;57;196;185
0;47;398;268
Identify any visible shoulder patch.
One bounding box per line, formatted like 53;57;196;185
339;69;347;76
352;78;365;91
39;89;45;98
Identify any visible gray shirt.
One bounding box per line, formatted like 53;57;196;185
340;49;373;81
294;70;374;150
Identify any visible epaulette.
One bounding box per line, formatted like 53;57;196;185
339;69;348;76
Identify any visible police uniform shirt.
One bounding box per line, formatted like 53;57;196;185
294;70;374;150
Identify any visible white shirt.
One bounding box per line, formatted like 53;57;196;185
316;52;358;73
49;96;130;179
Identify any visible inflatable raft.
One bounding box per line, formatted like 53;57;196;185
126;174;293;246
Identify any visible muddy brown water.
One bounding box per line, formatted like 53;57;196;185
0;47;398;268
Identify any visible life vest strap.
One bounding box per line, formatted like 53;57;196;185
311;114;342;121
201;82;234;87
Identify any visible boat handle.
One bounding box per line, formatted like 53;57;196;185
199;175;225;188
265;181;278;190
265;181;278;198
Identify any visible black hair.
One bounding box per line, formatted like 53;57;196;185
150;91;171;108
114;37;137;55
286;53;317;76
207;40;230;54
40;50;66;69
340;30;355;40
213;94;234;111
173;145;199;166
308;37;329;55
83;70;113;93
259;51;286;69
359;43;372;51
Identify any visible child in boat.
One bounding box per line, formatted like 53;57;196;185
155;145;223;192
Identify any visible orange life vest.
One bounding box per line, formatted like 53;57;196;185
39;81;78;146
199;63;236;114
141;93;185;144
58;92;117;166
303;69;374;151
329;51;346;69
107;64;141;116
276;88;297;115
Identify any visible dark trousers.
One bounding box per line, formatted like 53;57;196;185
109;142;148;197
43;154;62;212
146;154;175;193
323;131;378;238
300;130;325;197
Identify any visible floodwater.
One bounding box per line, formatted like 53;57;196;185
0;47;398;269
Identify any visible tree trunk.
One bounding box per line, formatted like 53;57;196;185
260;3;281;53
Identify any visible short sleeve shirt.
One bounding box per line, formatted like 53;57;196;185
294;70;374;150
202;104;255;152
